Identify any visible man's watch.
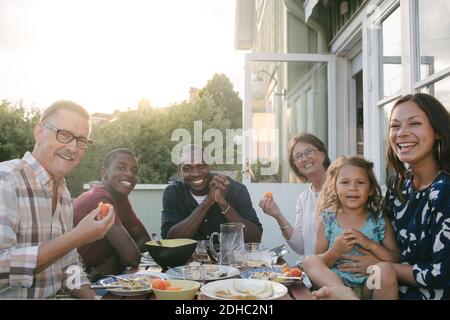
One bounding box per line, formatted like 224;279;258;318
221;204;231;215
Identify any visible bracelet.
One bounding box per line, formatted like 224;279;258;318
279;224;290;230
221;204;231;215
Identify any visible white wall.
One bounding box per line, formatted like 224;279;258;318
245;182;308;265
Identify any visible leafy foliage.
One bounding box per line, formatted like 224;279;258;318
1;74;243;196
0;100;40;162
67;74;243;196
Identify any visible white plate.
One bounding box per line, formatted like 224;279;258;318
166;264;240;281
200;279;288;300
240;267;296;286
98;274;153;296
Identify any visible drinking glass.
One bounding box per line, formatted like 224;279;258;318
192;240;212;264
245;243;264;267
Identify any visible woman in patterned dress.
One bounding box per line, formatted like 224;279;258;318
379;93;450;299
314;93;450;300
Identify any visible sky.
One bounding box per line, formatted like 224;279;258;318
0;0;246;114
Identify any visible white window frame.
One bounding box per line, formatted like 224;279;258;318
243;53;336;185
411;0;450;92
363;0;404;182
365;0;450;182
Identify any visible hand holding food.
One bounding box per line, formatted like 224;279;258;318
97;201;113;220
258;193;282;218
264;192;273;200
331;232;354;256
343;229;372;250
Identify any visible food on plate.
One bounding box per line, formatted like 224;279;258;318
248;270;296;284
152;279;184;291
282;267;303;277
215;280;273;300
204;265;227;280
250;271;279;280
151;279;171;290
109;276;152;291
263;192;273;200
97;201;112;219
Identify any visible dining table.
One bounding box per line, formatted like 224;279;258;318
101;262;313;301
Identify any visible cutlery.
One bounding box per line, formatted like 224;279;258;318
90;284;127;289
102;275;142;282
151;232;163;246
268;276;303;281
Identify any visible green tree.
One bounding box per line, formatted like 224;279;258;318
0;100;40;162
198;73;242;129
66;73;244;195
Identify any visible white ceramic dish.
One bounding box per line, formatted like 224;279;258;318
98;274;153;296
200;278;288;300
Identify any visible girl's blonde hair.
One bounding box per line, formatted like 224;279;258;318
316;155;383;216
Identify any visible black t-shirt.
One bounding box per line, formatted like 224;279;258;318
161;176;263;240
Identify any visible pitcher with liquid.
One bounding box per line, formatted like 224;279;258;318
209;223;246;267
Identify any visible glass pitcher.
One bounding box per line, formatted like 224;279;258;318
209;223;246;267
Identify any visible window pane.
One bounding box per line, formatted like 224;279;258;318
419;0;450;80
380;7;402;98
249;60;328;183
420;77;450;112
379;102;394;185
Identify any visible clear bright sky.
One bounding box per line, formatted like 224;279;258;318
0;0;245;114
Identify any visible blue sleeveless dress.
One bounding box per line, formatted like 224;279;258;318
322;211;385;287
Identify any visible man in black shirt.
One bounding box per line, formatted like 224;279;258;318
161;145;262;242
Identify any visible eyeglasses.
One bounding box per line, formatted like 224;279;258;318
42;122;93;150
294;148;318;162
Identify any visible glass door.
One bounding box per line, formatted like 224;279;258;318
242;53;336;185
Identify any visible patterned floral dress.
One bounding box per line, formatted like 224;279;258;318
385;171;450;299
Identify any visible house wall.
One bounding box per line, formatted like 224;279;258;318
253;0;285;54
128;186;166;237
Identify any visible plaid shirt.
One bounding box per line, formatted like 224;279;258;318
0;152;89;299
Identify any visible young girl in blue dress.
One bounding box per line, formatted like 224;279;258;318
302;156;400;299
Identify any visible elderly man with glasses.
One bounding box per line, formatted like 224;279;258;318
0;100;114;299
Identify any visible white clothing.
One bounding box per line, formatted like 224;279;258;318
190;192;207;204
286;186;319;256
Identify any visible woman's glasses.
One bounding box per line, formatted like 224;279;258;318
294;148;318;162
